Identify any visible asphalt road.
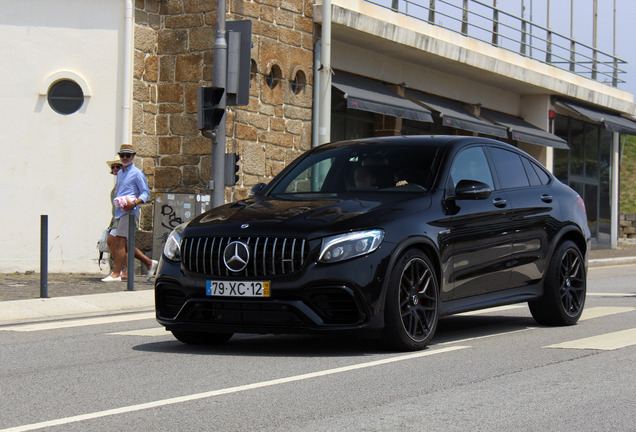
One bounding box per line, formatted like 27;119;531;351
0;264;634;431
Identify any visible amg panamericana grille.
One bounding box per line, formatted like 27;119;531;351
181;236;308;277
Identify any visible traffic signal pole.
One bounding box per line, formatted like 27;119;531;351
199;3;250;204
210;0;227;208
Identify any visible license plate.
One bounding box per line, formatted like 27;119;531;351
206;281;270;297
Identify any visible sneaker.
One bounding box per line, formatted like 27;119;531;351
146;259;159;281
101;275;122;282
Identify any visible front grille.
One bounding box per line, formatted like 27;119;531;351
180;301;308;327
182;236;308;277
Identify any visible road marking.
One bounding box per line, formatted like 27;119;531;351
457;305;525;316
0;312;155;332
108;327;167;337
579;306;634;321
0;345;469;432
545;328;636;351
589;263;636;270
587;292;635;297
437;328;533;345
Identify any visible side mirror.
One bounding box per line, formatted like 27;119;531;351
452;179;492;200
248;183;267;197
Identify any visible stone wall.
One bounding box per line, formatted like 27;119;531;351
130;0;315;249
619;212;636;238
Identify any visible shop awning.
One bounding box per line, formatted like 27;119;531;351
332;71;433;123
480;109;570;149
557;101;636;136
406;90;508;138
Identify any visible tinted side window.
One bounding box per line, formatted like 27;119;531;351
522;157;542;186
489;147;529;189
449;147;494;189
531;160;551;185
520;157;552;186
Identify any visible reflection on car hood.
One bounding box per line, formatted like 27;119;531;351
187;194;429;236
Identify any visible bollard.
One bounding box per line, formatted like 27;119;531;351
40;215;49;298
127;212;135;291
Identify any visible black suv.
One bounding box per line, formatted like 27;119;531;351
155;136;590;351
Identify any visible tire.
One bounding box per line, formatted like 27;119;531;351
529;240;586;326
381;249;439;351
171;330;233;345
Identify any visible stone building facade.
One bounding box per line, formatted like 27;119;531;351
132;0;315;248
619;213;636;238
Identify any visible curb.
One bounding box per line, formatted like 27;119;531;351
0;289;154;327
589;257;636;267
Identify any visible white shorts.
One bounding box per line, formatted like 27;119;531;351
109;214;137;239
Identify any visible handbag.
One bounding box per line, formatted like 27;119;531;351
97;229;110;270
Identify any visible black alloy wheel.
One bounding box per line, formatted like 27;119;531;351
529;240;586;325
382;249;439;351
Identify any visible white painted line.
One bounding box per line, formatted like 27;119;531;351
108;327;167;337
587;292;635;297
437;327;533;346
457;305;525;316
545;328;636;351
589;262;636;270
579;307;634;321
0;312;156;332
0;345;469;432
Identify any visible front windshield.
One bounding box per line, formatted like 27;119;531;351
270;142;441;195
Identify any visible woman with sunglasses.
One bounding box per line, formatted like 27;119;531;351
102;144;158;282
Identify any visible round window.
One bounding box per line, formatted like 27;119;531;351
265;65;282;90
47;79;84;115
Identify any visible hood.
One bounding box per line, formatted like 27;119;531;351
185;194;430;237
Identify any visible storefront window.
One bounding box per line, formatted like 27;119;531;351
598;129;613;240
331;88;374;142
554;114;613;243
585;125;599;181
553;116;569;183
569;119;585;178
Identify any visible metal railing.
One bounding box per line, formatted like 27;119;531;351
363;0;626;87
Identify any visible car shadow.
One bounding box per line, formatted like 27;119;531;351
132;333;385;357
133;313;537;357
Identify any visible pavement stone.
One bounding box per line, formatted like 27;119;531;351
0;240;635;325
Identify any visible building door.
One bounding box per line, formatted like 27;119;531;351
553;116;613;244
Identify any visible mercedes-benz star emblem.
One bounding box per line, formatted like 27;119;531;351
223;241;250;272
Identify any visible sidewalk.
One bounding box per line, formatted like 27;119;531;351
1;240;635;326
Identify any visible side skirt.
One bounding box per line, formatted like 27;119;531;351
439;284;543;317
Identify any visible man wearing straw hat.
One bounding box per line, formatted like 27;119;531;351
101;144;158;282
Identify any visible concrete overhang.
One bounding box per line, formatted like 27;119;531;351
315;0;636;116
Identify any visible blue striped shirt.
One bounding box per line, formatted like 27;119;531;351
114;163;150;220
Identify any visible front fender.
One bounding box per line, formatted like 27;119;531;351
375;235;442;318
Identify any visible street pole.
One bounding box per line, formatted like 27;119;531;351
318;0;331;145
211;0;227;208
40;215;48;298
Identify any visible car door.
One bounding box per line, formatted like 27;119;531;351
444;145;514;300
486;146;557;289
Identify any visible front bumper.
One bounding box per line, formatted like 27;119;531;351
154;250;391;335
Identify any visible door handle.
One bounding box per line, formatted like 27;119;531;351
492;197;507;208
541;194;553;203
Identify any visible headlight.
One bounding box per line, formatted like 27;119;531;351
318;229;385;263
163;223;187;261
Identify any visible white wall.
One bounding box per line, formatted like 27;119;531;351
0;0;125;272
